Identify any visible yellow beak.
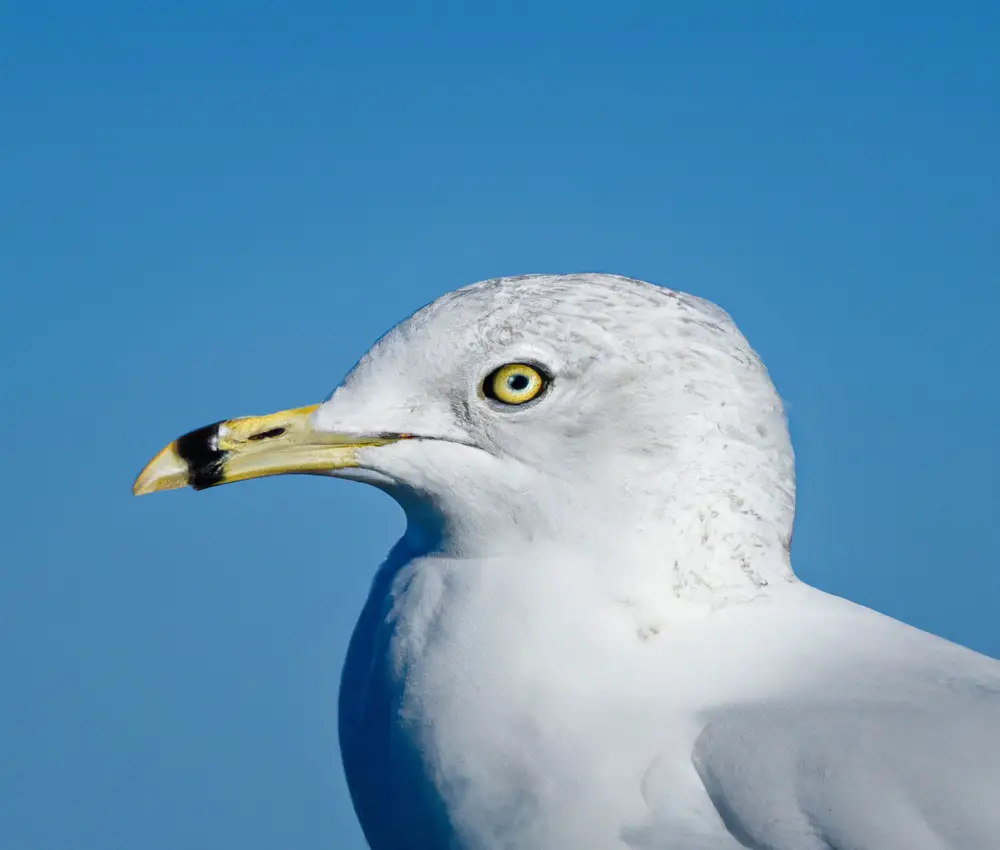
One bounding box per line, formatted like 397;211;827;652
133;404;407;496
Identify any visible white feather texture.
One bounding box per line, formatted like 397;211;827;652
312;274;1000;850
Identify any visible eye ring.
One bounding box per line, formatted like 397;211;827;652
482;363;550;406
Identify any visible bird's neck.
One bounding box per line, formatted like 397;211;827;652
402;491;796;614
398;436;797;610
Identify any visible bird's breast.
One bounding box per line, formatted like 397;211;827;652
338;550;728;849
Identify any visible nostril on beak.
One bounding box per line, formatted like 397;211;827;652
248;427;286;441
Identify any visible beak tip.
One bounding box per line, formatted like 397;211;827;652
131;478;159;497
133;442;191;496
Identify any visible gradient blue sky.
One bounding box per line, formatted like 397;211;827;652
2;3;998;849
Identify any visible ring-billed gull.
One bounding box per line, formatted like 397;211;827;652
135;274;1000;850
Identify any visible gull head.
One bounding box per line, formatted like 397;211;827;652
135;274;796;597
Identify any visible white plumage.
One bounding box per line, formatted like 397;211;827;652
315;274;1000;849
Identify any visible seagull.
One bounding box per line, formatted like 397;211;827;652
135;273;1000;850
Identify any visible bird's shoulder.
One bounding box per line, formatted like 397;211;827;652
632;587;1000;849
682;685;1000;850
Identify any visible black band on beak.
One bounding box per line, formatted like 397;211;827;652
174;421;227;490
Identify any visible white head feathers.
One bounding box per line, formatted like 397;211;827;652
315;273;796;604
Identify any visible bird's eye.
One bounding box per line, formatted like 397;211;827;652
482;363;549;405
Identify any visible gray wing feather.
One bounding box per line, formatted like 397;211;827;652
692;692;1000;850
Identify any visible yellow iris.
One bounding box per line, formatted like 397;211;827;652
484;363;547;405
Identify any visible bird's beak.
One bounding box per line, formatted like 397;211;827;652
133;404;408;496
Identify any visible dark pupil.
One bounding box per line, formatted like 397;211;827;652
508;373;530;392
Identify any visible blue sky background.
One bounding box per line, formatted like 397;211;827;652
2;3;998;849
